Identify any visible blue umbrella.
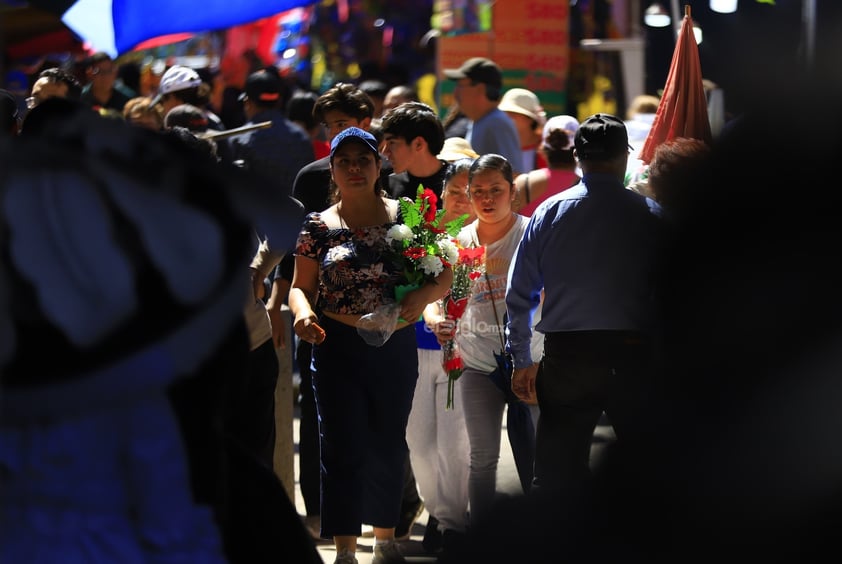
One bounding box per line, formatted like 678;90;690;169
27;0;318;57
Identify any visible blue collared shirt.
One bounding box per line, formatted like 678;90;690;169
467;108;524;171
505;173;664;368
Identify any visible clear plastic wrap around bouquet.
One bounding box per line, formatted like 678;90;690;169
357;302;402;347
355;185;467;347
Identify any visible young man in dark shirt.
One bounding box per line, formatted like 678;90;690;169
291;82;391;213
379;100;453;546
380;101;449;201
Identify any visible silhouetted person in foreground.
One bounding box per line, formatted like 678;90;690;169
0;109;316;563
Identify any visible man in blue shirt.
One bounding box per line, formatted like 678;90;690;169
231;68;314;188
505;113;664;499
443;57;523;173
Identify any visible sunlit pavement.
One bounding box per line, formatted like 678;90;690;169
292;397;616;564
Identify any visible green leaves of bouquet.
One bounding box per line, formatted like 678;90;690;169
386;185;468;288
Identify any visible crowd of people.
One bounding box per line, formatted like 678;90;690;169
2;45;839;564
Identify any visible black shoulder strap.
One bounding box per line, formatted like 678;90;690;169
484;269;507;352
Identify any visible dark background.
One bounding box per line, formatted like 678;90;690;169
642;0;842;117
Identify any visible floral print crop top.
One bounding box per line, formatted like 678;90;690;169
295;211;404;314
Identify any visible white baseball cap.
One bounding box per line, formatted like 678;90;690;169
541;115;580;151
151;65;202;105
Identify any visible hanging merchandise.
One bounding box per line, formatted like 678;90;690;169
431;0;492;36
269;7;313;76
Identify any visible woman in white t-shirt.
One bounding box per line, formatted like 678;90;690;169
437;153;542;528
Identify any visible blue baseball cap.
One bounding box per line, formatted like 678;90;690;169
329;127;379;160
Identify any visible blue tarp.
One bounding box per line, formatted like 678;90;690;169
60;0;318;56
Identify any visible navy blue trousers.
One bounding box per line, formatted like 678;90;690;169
534;330;654;500
312;316;418;537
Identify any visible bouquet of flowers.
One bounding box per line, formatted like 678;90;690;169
385;185;466;288
356;185;466;346
443;242;485;409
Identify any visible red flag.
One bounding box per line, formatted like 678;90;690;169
639;5;712;164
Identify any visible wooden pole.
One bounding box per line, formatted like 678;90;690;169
200;120;272;141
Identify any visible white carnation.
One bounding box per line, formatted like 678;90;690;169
419;255;444;277
386;224;413;244
438;239;459;265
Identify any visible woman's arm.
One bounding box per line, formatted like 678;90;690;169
288;255;326;345
398;267;453;327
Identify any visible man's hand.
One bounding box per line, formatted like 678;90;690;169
511;363;539;405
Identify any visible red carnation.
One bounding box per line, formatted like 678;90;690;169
403;247;427;260
459;245;485;264
444;356;463;372
421;188;438;223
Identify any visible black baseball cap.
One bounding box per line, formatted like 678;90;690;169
574;113;633;160
164;103;209;132
239;70;283;104
444;57;503;90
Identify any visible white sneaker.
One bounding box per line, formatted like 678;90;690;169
333;549;358;564
372;541;406;564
